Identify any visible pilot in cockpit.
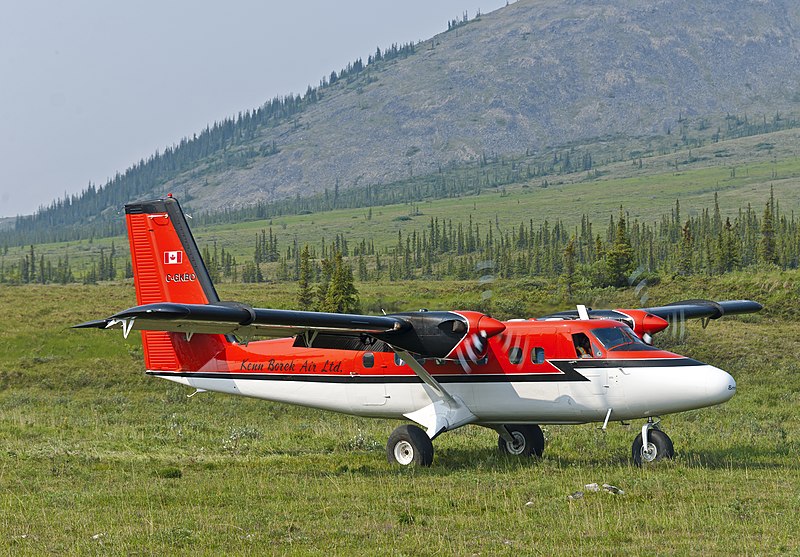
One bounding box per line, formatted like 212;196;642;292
573;333;593;358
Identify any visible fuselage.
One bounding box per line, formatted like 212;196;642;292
149;318;736;425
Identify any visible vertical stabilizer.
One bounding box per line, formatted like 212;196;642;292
125;196;225;371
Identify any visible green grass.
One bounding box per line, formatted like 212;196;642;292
1;277;799;555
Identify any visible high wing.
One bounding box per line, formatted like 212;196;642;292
540;298;762;339
75;301;506;438
640;299;763;321
542;299;762;323
74;302;506;360
74;301;407;338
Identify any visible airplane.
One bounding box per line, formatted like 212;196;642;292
75;195;762;467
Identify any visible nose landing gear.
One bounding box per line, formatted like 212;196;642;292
632;418;674;466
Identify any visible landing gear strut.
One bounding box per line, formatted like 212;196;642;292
386;424;434;467
497;424;545;458
631;418;674;466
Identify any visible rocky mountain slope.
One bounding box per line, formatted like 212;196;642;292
180;0;799;211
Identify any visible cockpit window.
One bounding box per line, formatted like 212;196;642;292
591;326;656;351
572;333;593;358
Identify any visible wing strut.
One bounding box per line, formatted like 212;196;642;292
393;348;477;439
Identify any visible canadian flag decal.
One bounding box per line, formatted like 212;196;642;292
164;251;183;265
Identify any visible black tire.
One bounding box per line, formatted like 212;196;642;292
497;424;545;458
386;424;434;467
631;429;674;466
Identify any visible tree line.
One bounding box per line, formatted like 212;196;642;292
1;192;795;293
273;191;793;293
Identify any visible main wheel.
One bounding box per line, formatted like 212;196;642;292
632;429;674;466
497;424;545;457
386;424;434;467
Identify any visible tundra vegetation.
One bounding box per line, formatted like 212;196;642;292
0;274;798;555
2;2;799;551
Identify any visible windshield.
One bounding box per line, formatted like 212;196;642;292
591;326;655;351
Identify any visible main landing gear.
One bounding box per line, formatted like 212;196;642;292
386;423;547;467
496;424;545;458
631;418;674;466
386;424;434;467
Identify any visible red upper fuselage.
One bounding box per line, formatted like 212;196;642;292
162;318;681;379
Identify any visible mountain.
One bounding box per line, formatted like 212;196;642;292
186;0;799;210
8;0;800;240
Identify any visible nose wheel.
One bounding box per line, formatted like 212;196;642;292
632;421;674;466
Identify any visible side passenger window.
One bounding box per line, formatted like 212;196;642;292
363;353;375;368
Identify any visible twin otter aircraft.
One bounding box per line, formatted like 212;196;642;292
77;196;761;466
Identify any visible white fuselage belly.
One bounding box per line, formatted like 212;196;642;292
152;362;735;425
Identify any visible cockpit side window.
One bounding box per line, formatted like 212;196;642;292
572;333;593;358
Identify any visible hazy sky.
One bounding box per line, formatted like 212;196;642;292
0;1;508;218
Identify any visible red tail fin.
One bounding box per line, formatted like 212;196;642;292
125;196;226;371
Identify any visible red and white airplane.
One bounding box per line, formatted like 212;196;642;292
76;196;762;466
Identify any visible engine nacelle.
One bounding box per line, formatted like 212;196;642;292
374;310;505;359
613;309;669;340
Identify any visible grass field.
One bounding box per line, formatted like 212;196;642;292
1;275;798;555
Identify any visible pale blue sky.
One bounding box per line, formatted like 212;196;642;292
0;0;508;217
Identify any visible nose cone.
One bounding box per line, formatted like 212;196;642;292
706;366;737;405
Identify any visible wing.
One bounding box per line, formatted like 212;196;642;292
539;299;762;338
76;303;505;438
640;299;763;321
542;299;762;322
74;303;506;360
74;301;406;337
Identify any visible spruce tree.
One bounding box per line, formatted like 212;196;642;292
760;197;778;265
677;221;693;275
320;251;359;313
562;235;576;297
316;256;334;310
297;245;314;310
603;211;635;287
716;217;739;273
